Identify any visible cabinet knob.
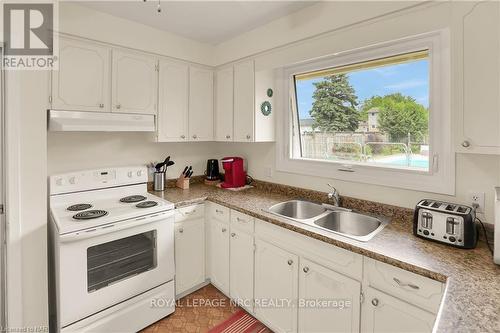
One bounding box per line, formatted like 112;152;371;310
371;298;379;306
222;228;227;233
231;232;236;237
178;228;184;233
180;135;186;139
246;135;251;140
303;267;309;273
226;135;231;139
116;104;121;109
99;103;104;108
192;134;198;139
461;140;471;148
287;259;293;266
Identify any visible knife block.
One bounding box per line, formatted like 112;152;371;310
176;177;190;190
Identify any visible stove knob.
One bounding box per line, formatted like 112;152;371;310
127;171;133;178
448;236;456;243
137;170;143;177
423;230;430;236
69;176;76;185
55;178;63;186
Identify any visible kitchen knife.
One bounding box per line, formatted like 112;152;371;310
182;166;189;176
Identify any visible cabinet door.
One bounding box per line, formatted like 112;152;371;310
52;38;110;112
157;60;189;142
254;239;298;333
215;67;234;142
112;50;158;114
298;258;361;333
458;1;500;154
209;219;229;294
229;228;254;313
233;60;255;142
189;66;214;141
174;219;205;296
361;287;436;333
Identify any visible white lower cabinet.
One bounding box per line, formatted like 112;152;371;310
229;227;254;313
254;239;298;333
174;205;205;297
361;287;436;333
209;218;230;294
298;258;361;333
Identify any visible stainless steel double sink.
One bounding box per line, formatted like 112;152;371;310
264;200;389;242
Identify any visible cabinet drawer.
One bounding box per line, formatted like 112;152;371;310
230;210;254;233
175;204;205;222
208;202;230;223
364;257;444;313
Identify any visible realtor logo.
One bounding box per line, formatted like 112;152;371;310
3;2;58;70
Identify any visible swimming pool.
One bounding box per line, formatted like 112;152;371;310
372;154;429;169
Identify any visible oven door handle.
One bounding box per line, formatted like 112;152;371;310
59;210;175;243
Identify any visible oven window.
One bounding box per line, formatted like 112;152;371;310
87;230;157;292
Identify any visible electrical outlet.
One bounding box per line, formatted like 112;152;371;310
469;192;485;212
264;166;273;178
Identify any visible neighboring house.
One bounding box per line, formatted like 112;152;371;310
299;118;318;134
355;121;369;133
367;107;380;132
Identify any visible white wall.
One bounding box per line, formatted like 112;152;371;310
48;132;219;179
212;1;500;224
59;3;214;65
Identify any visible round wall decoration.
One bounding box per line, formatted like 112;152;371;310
261;101;272;116
266;88;273;97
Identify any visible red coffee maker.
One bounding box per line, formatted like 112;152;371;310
221;157;246;188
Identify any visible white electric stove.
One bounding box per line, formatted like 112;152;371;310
49;166;176;332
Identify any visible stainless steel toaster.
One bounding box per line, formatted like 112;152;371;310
413;200;478;249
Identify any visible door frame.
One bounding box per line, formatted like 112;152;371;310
0;42;7;329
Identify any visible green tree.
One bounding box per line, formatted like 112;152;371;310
310;74;359;132
361;93;428;142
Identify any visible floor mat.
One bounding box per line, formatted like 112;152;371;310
208;309;272;333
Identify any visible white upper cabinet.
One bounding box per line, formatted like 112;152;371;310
233;60;255;142
112;49;158;114
189;66;214;141
215;66;234;142
456;1;500;154
298;258;361;333
51;37;110;112
157;59;189;142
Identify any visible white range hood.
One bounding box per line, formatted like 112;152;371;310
48;110;155;132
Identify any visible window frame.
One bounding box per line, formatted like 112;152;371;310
276;30;454;195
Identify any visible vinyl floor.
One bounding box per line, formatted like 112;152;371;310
141;284;239;333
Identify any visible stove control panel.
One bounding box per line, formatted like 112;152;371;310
50;166;148;195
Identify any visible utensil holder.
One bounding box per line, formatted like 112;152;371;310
176;177;190;190
154;172;165;191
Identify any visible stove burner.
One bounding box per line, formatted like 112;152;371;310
120;195;147;203
73;210;108;220
67;203;92;211
136;201;158;208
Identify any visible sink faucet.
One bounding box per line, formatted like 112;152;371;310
327;183;340;206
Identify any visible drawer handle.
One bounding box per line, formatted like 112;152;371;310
215;209;223;214
231;232;236;237
287;259;293;266
178;228;184;233
236;217;246;223
303;267;309;273
371;298;379;306
393;277;420;290
184;210;195;215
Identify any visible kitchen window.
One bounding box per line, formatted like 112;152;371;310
277;31;454;194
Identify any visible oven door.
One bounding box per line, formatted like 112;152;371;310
57;210;174;328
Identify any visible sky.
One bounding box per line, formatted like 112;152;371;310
296;59;429;120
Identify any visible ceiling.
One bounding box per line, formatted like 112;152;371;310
78;1;316;45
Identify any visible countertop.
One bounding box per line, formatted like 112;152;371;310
151;183;500;333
